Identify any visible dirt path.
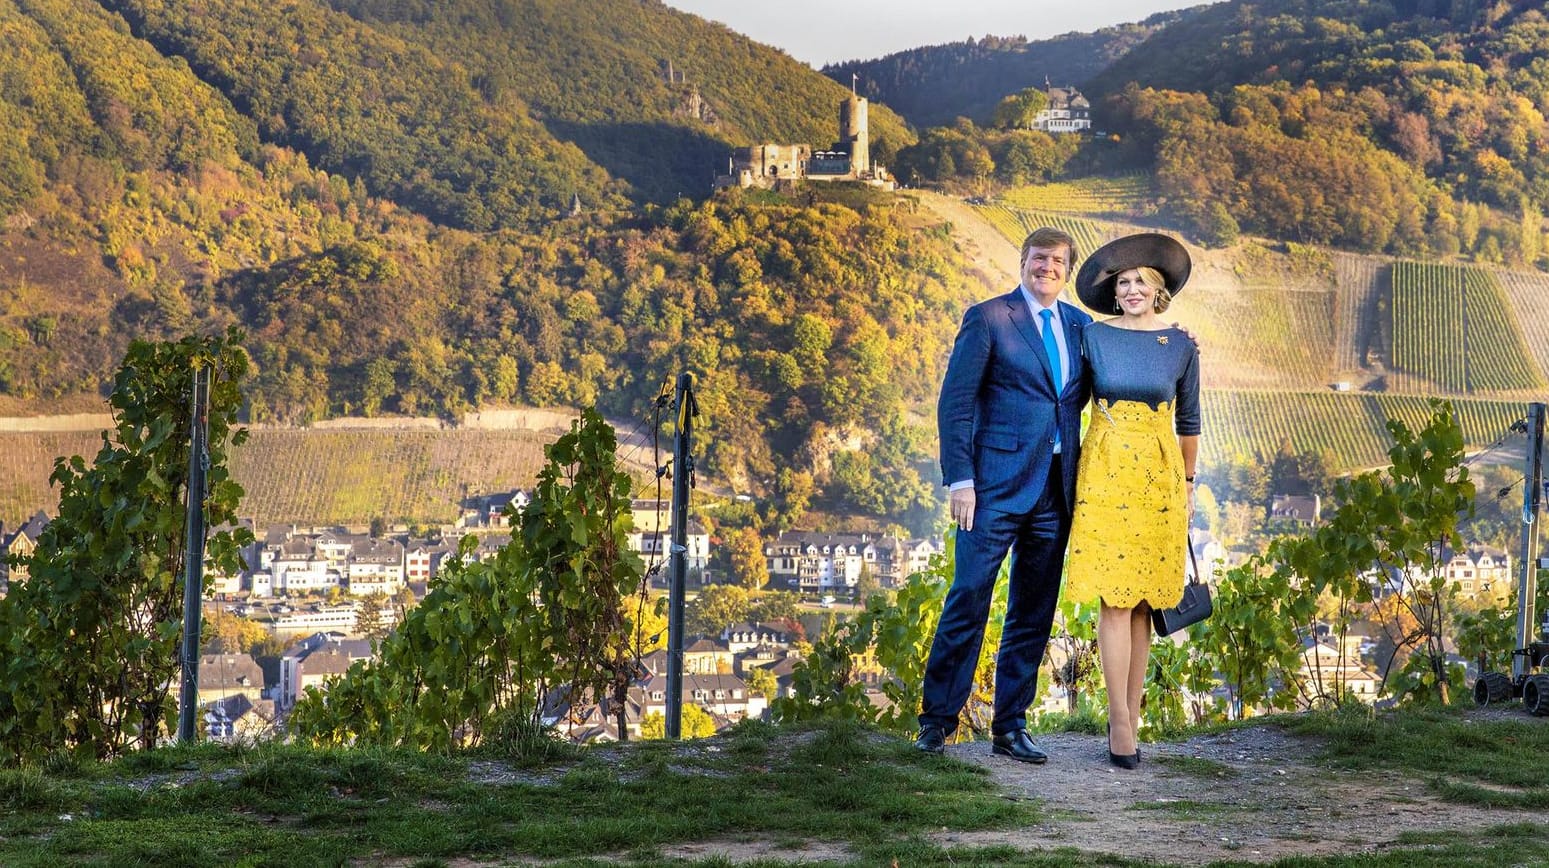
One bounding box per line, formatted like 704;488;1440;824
911;191;1020;291
936;721;1526;865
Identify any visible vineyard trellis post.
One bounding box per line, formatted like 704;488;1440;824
665;372;698;740
177;364;211;744
1512;402;1545;681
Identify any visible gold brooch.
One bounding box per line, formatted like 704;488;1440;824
1157;335;1169;345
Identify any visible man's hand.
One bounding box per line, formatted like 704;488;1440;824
1171;321;1201;353
950;486;976;532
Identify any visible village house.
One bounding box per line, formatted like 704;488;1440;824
1029;82;1092;133
643;639;734;676
279;632;374;709
346;537;407;596
1439;543;1512;601
722;621;793;655
872;536;939;588
1296;635;1381;707
629;499;711;584
0;510;49;592
191;652;267;708
1270;494;1322;527
764;531;877;593
484;489;531;527
203;694;278;743
405;541;454;584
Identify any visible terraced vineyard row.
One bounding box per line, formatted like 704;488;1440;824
1201;389;1528;470
998;175;1158;215
0;431;102;530
976;205;1111;269
1170;287;1336;389
1390;262;1544;393
229;429;555;524
0;428;562;530
1331;253;1386;373
1494;268;1549;386
1391;261;1468;390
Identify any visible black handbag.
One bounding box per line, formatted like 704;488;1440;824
1152;538;1213;636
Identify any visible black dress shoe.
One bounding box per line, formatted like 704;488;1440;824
914;725;947;754
991;729;1048;764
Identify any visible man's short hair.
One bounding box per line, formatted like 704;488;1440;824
1020;228;1077;266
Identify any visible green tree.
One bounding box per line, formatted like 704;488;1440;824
0;329;252;762
355;591;391;642
750;590;801;624
854;563;880;604
990;87;1049;130
686;584;751;636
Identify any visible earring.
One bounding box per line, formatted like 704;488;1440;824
1113;301;1122;313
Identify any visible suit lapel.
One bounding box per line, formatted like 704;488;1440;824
1006;289;1057;394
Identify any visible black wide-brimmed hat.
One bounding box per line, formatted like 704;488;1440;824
1075;233;1192;312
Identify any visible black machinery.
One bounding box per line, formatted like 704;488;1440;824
1473;402;1547;713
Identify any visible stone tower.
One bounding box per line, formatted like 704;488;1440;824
839;95;869;177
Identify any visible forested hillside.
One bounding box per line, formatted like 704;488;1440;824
0;0;962;529
105;0;912;215
822;17;1181;129
1091;0;1549;263
853;0;1549;268
318;0;914;202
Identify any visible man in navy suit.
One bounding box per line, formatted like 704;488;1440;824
916;227;1092;762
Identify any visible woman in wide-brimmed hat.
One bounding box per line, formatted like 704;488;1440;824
1062;232;1201;770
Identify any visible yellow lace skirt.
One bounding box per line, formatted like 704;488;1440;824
1064;399;1187;610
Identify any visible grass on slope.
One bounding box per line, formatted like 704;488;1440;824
0;721;1025;867
1287;703;1549;810
4;716;1549;866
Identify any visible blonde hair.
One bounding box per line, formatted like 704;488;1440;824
1135;266;1173;313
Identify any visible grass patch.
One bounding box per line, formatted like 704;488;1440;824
0;720;1030;865
1284;703;1549;803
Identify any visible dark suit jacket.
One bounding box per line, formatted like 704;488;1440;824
937;291;1093;515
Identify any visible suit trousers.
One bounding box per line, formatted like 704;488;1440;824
919;455;1070;736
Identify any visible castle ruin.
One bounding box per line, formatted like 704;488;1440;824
714;91;893;191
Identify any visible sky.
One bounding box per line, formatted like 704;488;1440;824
661;0;1205;67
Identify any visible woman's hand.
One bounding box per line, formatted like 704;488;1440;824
1187;480;1196;517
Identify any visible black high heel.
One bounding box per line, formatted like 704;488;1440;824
1107;721;1139;770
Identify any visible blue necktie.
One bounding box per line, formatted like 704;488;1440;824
1040;308;1063;450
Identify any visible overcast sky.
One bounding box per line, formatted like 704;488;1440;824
662;0;1205;67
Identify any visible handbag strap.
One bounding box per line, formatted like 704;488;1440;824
1186;536;1203;587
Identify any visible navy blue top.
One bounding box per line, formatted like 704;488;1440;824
1081;321;1201;436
